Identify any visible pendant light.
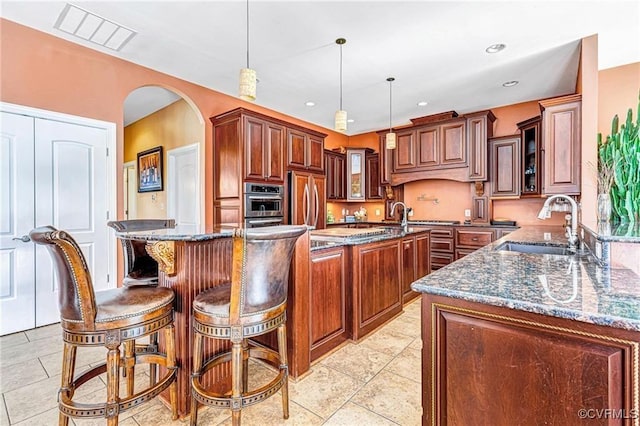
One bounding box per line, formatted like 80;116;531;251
385;77;396;149
239;0;256;101
334;38;347;132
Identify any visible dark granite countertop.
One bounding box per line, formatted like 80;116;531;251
581;220;640;243
411;225;640;332
113;225;235;242
310;227;429;251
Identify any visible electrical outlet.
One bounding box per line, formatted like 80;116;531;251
375;209;381;216
408;210;414;216
464;209;471;217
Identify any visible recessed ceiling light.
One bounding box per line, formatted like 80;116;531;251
502;80;519;87
486;43;506;54
305;101;315;107
347;119;355;123
417;101;428;107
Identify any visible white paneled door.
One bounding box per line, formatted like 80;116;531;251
167;144;200;233
0;106;114;335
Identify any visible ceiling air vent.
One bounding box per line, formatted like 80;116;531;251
53;3;137;51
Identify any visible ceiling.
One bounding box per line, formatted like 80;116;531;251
2;1;639;134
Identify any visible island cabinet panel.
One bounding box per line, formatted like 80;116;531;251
401;236;417;304
422;295;639;426
403;232;430;303
310;247;350;361
352;239;403;340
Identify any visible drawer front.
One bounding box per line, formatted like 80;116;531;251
431;252;455;268
430;228;454;238
455;248;477;260
456;229;493;248
431;238;454;252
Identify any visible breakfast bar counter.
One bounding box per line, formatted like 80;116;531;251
114;226;310;418
411;225;640;425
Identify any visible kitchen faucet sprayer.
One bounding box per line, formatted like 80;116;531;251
537;194;579;249
391;201;410;232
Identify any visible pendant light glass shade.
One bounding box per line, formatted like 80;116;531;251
239;0;256;101
239;67;256;101
385;132;397;150
334;38;347;132
385;77;396;149
335;110;347;132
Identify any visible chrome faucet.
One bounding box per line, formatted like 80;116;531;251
391;201;410;232
537;194;579;249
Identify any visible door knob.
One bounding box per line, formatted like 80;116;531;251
12;235;31;242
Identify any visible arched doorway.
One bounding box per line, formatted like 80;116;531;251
122;86;205;230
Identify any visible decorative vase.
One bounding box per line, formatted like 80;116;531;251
597;193;612;223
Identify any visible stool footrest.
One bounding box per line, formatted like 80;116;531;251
192;346;287;410
59;354;177;418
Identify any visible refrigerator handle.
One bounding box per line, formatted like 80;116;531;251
303;183;310;225
313;183;319;227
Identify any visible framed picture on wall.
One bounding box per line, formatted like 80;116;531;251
137;146;163;192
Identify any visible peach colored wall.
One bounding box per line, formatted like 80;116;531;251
579;35;599;225
0;19;348;229
598;62;640;137
493;199;564;226
327;201;386;223
490;101;541;137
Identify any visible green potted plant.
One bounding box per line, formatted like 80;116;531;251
598;92;640;223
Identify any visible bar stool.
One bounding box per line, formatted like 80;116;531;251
190;225;307;426
107;219;176;385
29;226;178;426
106;219;175;286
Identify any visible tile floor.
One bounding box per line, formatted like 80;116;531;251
0;298;423;425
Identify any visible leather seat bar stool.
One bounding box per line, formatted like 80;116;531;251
107;219;175;387
30;226;178;426
190;225;307;426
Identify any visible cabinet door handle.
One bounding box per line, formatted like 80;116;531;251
313;184;319;227
472;237;479;241
303;183;310;225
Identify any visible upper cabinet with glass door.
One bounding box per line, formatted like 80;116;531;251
346;149;366;201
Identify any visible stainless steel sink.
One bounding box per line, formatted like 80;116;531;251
494;241;572;256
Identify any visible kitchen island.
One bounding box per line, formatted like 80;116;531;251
411;225;640;425
114;224;426;417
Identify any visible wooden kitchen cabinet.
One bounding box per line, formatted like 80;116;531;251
325;149;346;200
429;227;455;270
467;111;496;181
211;108;326;226
365;152;383;199
387;110;494;185
287;128;325;173
455;227;494;259
352;238;402;340
310;246;349;361
402;231;430;303
422;294;639;425
243;115;285;183
393;129;417;171
489;135;521;198
540;94;581;195
518;116;542;196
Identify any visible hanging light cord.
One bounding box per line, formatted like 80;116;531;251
246;0;250;68
339;42;343;110
389;79;392;131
